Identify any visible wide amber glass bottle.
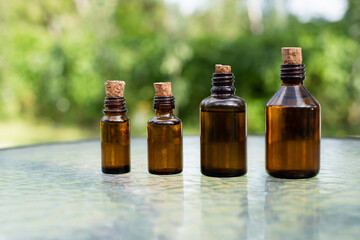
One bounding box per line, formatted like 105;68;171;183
201;64;247;177
147;82;183;175
101;81;130;174
266;48;320;179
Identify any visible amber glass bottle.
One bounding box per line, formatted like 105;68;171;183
101;81;130;174
201;64;247;177
147;82;183;175
266;48;320;179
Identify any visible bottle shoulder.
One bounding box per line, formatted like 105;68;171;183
148;116;181;125
201;95;246;111
266;85;320;108
101;115;129;122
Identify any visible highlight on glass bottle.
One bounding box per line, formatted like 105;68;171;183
100;80;130;174
200;64;247;177
265;47;321;179
147;82;183;175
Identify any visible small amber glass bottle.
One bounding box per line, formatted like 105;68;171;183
147;82;183;175
201;64;247;177
266;48;320;179
101;81;130;174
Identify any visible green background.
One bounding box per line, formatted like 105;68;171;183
0;0;359;147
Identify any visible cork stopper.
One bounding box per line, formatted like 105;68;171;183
215;64;231;73
105;80;125;98
282;47;302;64
154;82;172;96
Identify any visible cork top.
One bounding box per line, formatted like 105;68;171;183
281;47;302;64
105;80;125;98
154;82;172;96
215;64;231;73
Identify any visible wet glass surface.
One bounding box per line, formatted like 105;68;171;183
0;136;359;240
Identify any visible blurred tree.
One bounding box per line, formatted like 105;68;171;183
0;0;358;141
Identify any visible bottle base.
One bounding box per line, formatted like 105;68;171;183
201;168;247;178
267;170;319;179
102;166;130;174
149;169;182;175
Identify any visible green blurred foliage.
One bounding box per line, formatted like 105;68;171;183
0;0;359;139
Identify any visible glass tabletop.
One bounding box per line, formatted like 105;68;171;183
0;136;359;240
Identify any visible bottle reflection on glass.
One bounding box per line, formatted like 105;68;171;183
200;176;249;239
265;177;320;239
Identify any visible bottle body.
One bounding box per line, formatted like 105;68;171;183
147;96;183;175
201;72;247;177
266;64;320;179
101;97;130;174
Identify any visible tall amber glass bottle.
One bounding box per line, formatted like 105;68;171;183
101;81;130;174
147;82;183;175
266;48;320;179
201;64;247;177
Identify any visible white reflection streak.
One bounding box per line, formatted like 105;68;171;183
164;0;348;23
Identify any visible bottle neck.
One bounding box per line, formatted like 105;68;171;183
155;109;174;117
280;64;305;84
154;96;175;117
211;72;235;97
103;97;127;116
